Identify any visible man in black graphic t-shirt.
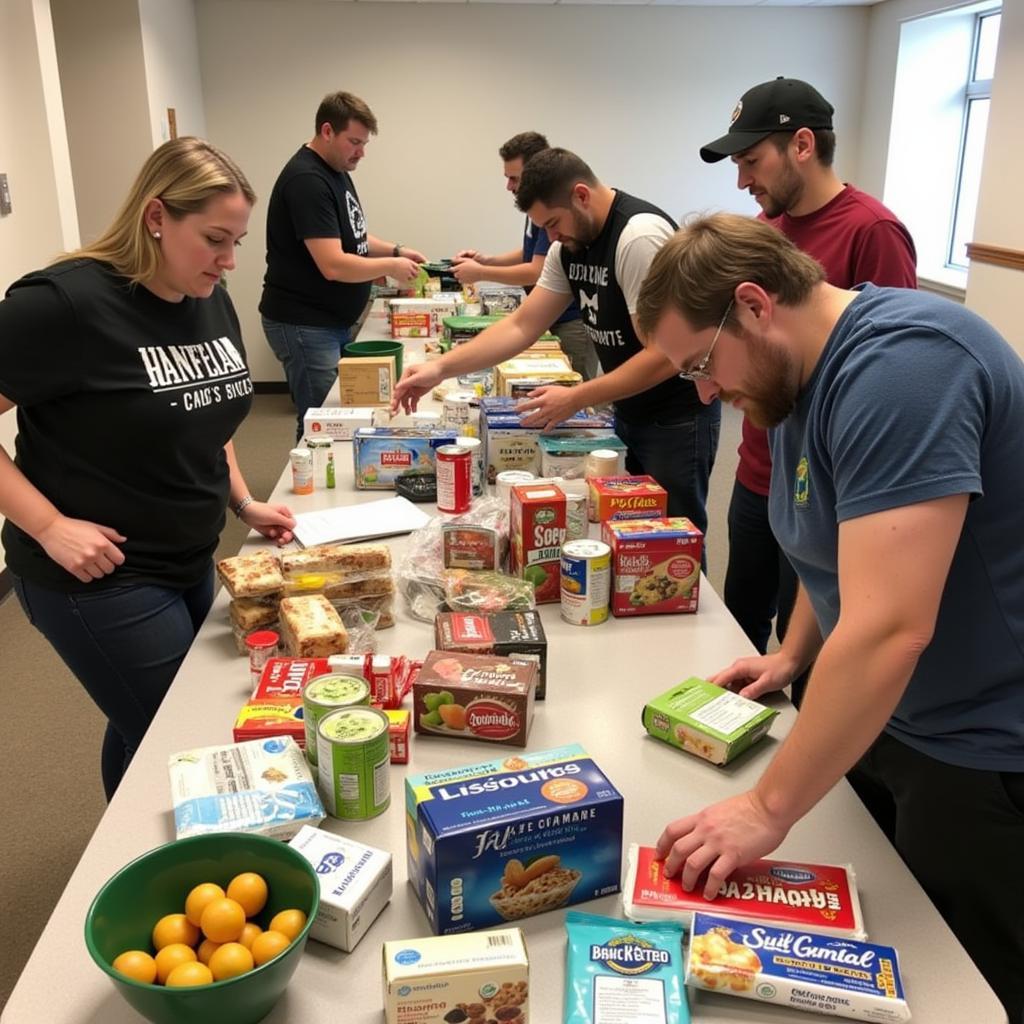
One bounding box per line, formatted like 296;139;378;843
393;148;721;537
260;91;427;438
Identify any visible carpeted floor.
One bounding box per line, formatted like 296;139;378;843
0;394;741;1009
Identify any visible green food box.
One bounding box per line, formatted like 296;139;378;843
642;677;779;765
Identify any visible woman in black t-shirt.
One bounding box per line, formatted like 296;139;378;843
0;138;295;799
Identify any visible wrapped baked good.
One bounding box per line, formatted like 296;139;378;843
229;597;280;632
279;594;348;657
284;571;395;601
216;549;284;598
281;543;391;576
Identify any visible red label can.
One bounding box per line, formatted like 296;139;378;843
436;444;472;513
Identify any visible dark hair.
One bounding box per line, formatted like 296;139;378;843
315;91;378;136
515;148;598;213
499;132;549;163
767;128;836;167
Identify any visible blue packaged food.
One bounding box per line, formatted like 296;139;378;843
564;911;689;1024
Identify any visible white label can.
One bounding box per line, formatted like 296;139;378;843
560;539;611;626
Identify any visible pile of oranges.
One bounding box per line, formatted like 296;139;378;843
111;872;307;988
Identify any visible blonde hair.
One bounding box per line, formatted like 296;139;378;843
57;137;256;284
636;212;825;337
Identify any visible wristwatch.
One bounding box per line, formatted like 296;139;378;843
393;242;403;257
232;495;254;518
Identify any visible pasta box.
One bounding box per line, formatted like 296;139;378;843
404;744;624;934
352;427;460;489
509;484;566;605
589;475;668;523
602;517;703;616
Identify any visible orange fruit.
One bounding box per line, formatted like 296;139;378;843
112;950;157;985
226;873;268;917
200;897;246;943
184;882;225;927
196;938;221;965
250;929;291;966
154;943;197;984
165;961;213;987
152;913;199;951
208;941;254;981
238;922;263;950
267;909;306;942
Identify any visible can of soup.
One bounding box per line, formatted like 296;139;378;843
560;539;611;626
302;673;371;767
436;444;472;514
316;706;391;820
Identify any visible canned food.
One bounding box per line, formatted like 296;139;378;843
495;470;535;507
436;444;472;514
455;435;483;496
316;706;391;820
302;673;371;767
245;630;279;690
442;390;479;436
560;539;611;626
290;447;314;495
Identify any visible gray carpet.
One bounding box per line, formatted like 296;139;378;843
0;394;740;1009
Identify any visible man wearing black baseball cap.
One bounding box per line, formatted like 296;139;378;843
700;77;917;710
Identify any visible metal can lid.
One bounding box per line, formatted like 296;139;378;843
436;445;470;456
562;539;611;558
455;436;481;449
245;630;280;649
305;673;370;705
318;705;389;742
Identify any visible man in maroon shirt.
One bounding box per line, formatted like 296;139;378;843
701;77;917;701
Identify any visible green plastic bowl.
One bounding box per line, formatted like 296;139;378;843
343;338;404;377
85;832;320;1024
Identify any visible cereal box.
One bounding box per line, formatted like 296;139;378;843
589;475;668;523
435;610;548;700
352;427;459;489
509;484;566;605
383;928;530;1024
413;650;536;747
642;678;779;766
405;744;624;934
623;845;866;938
686;912;910;1022
603;517;703;617
289;825;392;952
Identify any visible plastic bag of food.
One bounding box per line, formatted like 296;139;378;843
441;569;536;614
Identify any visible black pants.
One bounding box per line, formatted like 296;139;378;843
849;731;1024;1023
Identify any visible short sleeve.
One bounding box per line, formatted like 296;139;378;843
850;222;918;289
282;174;342;242
536;244;572;295
530;223;552;259
615;214;676;312
0;275;83;405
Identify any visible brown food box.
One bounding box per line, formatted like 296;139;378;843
413;650;536;747
338;354;396;407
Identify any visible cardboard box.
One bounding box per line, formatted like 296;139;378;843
435;610;548;699
303;406;375;442
538;435;627;481
383;929;529;1024
338;355;396;407
384;709;411;764
387;297;458;337
588;474;668;523
252;657;330;701
289;825;392;952
495;355;580;397
413;649;536;747
603;517;703;617
642;677;778;765
232;699;305;746
509;484;566;605
405;744;623;934
351;426;459;489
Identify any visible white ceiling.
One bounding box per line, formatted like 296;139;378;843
243;0;883;6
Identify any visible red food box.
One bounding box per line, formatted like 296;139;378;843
509;483;566;604
589;475;668;523
252;657;330;700
384;709;411;763
232;699;305;746
623;844;866;939
603;517;703;617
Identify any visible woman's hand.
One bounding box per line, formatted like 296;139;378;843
240;501;296;546
36;516;126;582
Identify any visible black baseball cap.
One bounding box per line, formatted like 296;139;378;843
700;77;834;163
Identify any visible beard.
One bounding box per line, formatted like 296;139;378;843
559;209;599;253
755;154;804;219
721;329;800;428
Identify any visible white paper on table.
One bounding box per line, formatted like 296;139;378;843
292;496;432;548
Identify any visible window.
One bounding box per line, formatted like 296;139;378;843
948;12;1001;270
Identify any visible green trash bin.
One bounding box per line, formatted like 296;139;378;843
343;338;404;378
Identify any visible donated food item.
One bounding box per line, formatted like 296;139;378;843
539;435;627;481
383;928;529;1024
413;650;536;747
303;673;371;767
338;355;395;407
686;913;910;1022
603;517;703;617
387;298;458;338
643;677;779;766
285;572;394;601
279;594;349;658
495;356;579;397
168;737;324;840
405;744;623;934
441;569;535;614
564;911;688;1024
352;426;460;489
253;657;330;700
588;475;669;523
289;825;392;952
441;523;504;570
384;709;411;763
441;314;503;348
623;845;866;939
316;706;391;820
303;406;374;442
328;593;395;631
560;540;611;627
328;653;417;709
232;699;304;746
282;543;391;576
216;549;284;599
478;285;525;315
229;597;279;633
435;610;548;699
246;630;280;688
509;484;566;604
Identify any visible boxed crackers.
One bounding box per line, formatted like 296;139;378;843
603;517;703;616
233;700;305;746
643;677;778;766
413;650;537;747
623;844;866;938
352;426;460;489
383;928;529;1024
509;483;566;605
435;610;548;700
338;355;396;407
303;406;375;442
405;744;623;934
589;475;668;523
686;912;910;1022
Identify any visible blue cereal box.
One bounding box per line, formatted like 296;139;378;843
686;912;911;1022
352;427;459;489
405;744;624;934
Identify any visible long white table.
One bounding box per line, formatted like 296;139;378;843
2;305;1006;1023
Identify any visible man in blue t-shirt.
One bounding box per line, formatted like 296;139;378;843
636;213;1024;1022
453;132;598;381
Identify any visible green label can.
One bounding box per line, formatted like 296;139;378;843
303;673;370;766
316;706;391;820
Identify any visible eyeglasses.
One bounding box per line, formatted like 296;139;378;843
678;300;734;382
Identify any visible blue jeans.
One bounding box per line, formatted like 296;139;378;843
13;568;214;800
262;317;352;441
615;400;721;538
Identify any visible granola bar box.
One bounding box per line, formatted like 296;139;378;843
603;517;703;617
404;743;624;935
413;650;537;747
588;475;668;523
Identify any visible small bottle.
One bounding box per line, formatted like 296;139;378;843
326;450;336;489
290;447;314;495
